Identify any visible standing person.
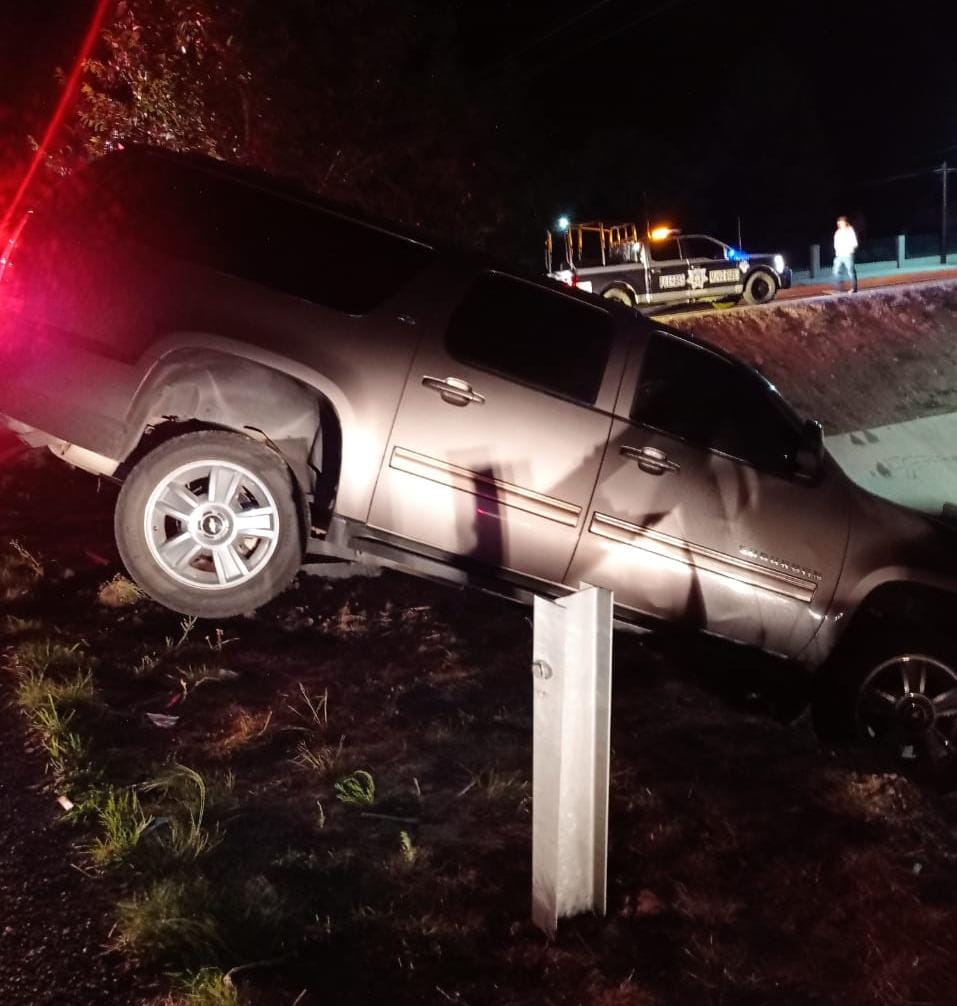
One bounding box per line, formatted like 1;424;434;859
833;215;858;293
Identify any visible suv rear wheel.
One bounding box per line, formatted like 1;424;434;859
602;285;635;307
814;633;957;783
115;430;303;618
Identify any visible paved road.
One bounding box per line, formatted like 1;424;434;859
826;413;957;517
780;267;957;301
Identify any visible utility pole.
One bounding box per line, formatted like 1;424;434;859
941;161;949;265
736;215;743;249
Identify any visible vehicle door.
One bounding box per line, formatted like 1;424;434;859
644;236;690;305
678;236;745;299
367;271;624;585
564;329;850;657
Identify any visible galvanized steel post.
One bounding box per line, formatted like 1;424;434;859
531;586;613;937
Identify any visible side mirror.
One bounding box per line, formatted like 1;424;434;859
794;419;824;483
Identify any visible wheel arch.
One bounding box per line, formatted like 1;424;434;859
837;580;957;649
600;281;639;305
119;348;346;528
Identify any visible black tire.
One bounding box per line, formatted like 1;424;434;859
812;631;957;784
741;270;778;306
602;285;635;308
115;430;304;618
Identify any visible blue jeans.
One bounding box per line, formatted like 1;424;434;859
833;254;857;292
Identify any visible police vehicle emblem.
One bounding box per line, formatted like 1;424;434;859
687;267;708;290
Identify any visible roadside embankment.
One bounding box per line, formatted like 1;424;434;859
667;282;957;434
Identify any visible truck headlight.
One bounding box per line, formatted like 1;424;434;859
774;254;785;273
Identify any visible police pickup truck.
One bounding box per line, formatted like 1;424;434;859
546;222;791;310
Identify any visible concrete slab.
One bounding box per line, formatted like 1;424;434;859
825;412;957;515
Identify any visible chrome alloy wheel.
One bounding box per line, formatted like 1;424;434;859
144;458;280;590
855;653;957;765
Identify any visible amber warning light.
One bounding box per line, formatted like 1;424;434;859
649;226;674;241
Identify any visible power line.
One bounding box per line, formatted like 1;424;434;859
861;163;956;186
484;0;625;75
561;0;700;61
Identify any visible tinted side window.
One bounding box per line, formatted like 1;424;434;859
631;334;799;473
680;237;725;260
648;238;682;262
93;159;433;314
446;274;613;405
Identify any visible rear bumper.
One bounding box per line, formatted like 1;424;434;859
0;415;119;477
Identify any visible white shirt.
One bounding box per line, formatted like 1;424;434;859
834;225;858;257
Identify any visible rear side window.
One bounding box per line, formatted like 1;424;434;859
78;157;433;314
647;237;682;262
446;273;613;405
631;333;800;473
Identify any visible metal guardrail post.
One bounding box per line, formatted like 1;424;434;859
531;586;613;937
809;244;820;279
896;234;906;269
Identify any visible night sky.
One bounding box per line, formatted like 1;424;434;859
2;1;954;258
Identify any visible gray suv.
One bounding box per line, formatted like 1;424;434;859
2;147;957;773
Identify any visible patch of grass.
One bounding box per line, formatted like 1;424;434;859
335;770;376;808
139;765;234;865
292;735;345;778
97;574;144;608
12;654;97;791
85;785;153;867
13;659;97;791
115;877;226;969
0;540;43;599
15;668;94;715
217;708;273;753
171;969;242;1006
171;663;241;702
8;639;92;678
132;652;161;679
165;615;199;652
0;614;43;636
31;702;91;787
287;682;329;729
463;768;530;813
398;830;418;866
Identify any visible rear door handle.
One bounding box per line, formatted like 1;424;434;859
421;375;486;406
620;444;680;475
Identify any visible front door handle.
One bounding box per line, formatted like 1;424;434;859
421;375;486;407
620;444;681;475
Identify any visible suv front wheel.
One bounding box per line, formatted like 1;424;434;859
814;632;957;783
115;430;304;618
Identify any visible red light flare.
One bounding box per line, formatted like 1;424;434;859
0;0;114;239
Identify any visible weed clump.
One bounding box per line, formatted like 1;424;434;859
0;540;43;599
335;770;376;808
116;877;226;968
85;786;153;867
171;968;243;1006
97;574;144;608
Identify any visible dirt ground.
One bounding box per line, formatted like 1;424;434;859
0;696;161;1005
4;282;957;1004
